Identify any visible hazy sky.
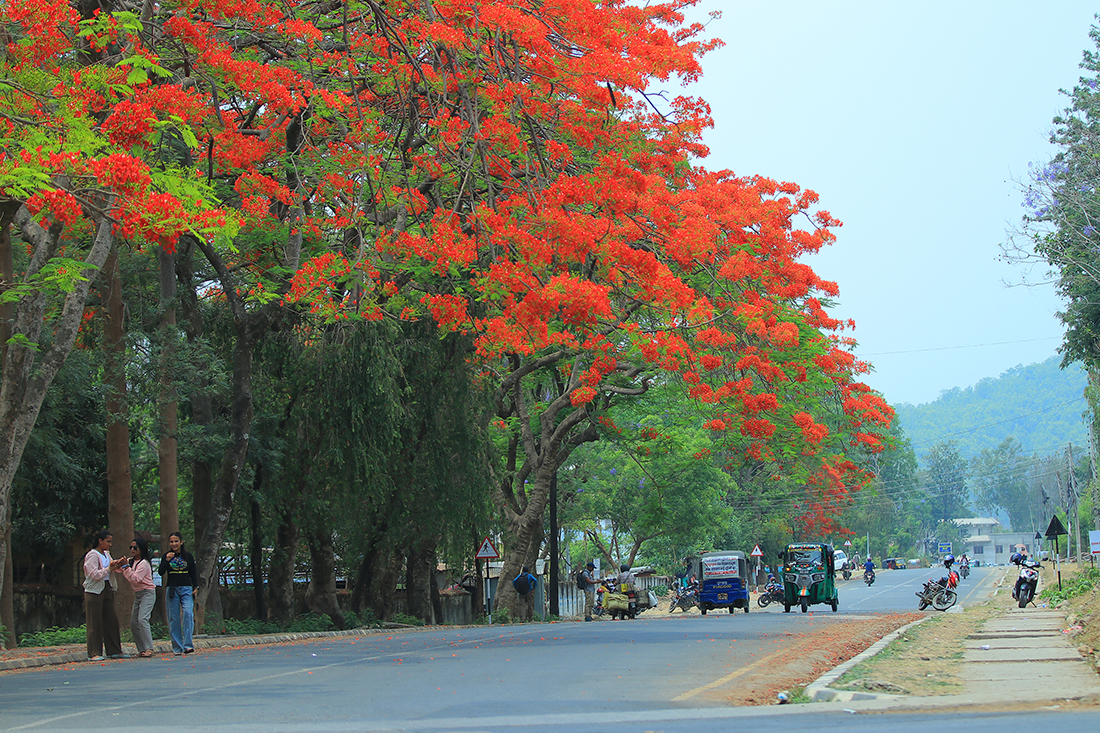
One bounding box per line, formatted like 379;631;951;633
677;1;1097;405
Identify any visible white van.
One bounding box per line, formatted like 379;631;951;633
832;550;849;570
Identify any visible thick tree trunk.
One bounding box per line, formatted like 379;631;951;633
102;247;135;637
0;204;16;649
157;247;179;557
405;543;433;624
268;511;299;625
304;529;344;628
353;542;402;621
0;209;114;605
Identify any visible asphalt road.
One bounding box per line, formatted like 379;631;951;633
1;564;1086;733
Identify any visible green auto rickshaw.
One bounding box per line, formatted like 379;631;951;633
779;542;838;613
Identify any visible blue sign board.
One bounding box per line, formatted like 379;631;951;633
937;542;952;554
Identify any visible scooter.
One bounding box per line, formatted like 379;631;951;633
959;563;970;580
1012;555;1042;608
863;569;875;586
841;563;852;581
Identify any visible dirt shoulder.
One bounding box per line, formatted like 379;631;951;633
695;612;923;706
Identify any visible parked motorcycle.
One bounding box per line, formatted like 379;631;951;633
1011;554;1041;608
756;578;785;608
916;557;959;610
669;582;699;613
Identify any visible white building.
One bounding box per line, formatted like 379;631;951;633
952;517;1042;565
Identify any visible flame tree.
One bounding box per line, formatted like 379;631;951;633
0;0;891;616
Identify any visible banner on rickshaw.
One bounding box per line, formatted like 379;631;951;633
701;555;741;578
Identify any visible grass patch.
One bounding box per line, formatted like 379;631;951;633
1040;566;1100;606
833;602;1000;697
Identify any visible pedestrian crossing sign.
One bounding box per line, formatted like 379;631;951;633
475;537;499;559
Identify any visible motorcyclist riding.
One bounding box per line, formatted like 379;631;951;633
863;558;876;584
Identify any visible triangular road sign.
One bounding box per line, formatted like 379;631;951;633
1045;515;1068;539
475;537;499;559
750;545;764;557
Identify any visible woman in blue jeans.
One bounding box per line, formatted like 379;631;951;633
158;532;197;655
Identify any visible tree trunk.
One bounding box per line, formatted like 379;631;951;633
268;511;299;625
102;246;135;638
0;209;114;605
157;247;179;559
1;498;13;649
405;543;433;624
304;528;344;628
249;496;267;622
0;203;16;649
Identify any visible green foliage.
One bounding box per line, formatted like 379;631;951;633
893;358;1088;463
19;625;86;648
1038;567;1100;605
489;608;511;625
218;613;341;635
390;612;427;627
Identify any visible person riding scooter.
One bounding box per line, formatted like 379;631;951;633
863;557;876;585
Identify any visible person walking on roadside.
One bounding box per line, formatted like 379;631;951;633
159;532;197;655
120;537;157;657
582;562;598;621
513;566;538;621
82;529;128;661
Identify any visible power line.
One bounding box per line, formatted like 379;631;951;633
861;336;1061;357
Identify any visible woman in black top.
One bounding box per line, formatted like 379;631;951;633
158;532;197;655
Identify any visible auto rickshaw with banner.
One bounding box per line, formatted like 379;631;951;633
779;543;838;613
689;550;750;614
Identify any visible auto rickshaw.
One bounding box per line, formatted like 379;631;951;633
779;543;838;613
689;550;751;613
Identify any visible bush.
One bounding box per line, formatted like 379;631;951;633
651;584;669;597
389;612;426;627
1039;567;1100;606
490;607;511;625
19;625;86;647
343;609;382;629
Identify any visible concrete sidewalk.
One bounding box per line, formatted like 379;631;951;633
0;624;413;673
806;604;1100;708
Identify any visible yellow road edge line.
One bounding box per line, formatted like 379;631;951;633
671;648;784;701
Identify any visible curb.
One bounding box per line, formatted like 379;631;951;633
0;624;417;673
804;615;931;702
804;567;1011;703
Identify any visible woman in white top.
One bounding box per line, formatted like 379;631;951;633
120;537;157;657
82;530;127;660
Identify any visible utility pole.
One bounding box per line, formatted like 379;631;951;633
1068;444;1084;565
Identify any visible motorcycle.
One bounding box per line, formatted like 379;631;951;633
756;578;785;608
916;564;959;611
959;563;970;580
863;569;875;586
841;562;852;581
1012;555;1042;608
669;583;699;613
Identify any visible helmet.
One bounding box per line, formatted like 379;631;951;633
620;564;630;572
1010;552;1022;565
943;554;954;567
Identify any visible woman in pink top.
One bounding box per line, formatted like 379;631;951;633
120;537;157;657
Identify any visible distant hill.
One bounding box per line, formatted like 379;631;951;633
892;356;1089;463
